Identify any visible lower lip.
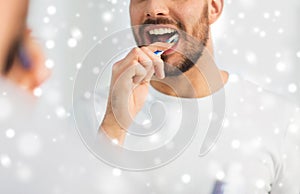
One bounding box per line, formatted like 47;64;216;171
163;41;179;55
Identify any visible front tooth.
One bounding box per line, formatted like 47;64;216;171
149;28;176;35
159;28;165;34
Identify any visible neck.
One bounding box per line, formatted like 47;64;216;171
150;48;229;98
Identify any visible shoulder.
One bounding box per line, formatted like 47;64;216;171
221;73;298;163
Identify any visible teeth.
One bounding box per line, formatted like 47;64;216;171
149;28;176;35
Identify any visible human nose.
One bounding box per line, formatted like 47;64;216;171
144;0;169;18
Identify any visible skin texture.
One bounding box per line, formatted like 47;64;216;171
100;0;227;143
0;0;50;92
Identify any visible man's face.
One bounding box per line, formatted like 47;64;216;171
130;0;209;76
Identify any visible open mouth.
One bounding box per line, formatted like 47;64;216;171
144;26;180;45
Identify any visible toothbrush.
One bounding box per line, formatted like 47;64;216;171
18;44;31;69
154;33;179;56
3;41;31;74
211;180;226;194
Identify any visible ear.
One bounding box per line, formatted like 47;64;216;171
208;0;224;24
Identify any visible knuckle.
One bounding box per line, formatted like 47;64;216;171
133;62;142;70
112;62;120;72
132;47;140;55
112;60;126;71
140;46;150;53
135;63;146;73
143;60;153;67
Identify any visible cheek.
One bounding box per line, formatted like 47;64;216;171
177;0;206;26
130;14;139;26
129;6;136;23
129;6;143;26
175;6;200;30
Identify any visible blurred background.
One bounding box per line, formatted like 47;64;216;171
0;0;299;193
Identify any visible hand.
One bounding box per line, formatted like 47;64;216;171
100;42;172;144
3;29;51;92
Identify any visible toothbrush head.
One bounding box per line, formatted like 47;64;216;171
154;33;179;56
166;33;179;44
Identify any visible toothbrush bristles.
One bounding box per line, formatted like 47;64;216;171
154;34;179;56
167;34;179;44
